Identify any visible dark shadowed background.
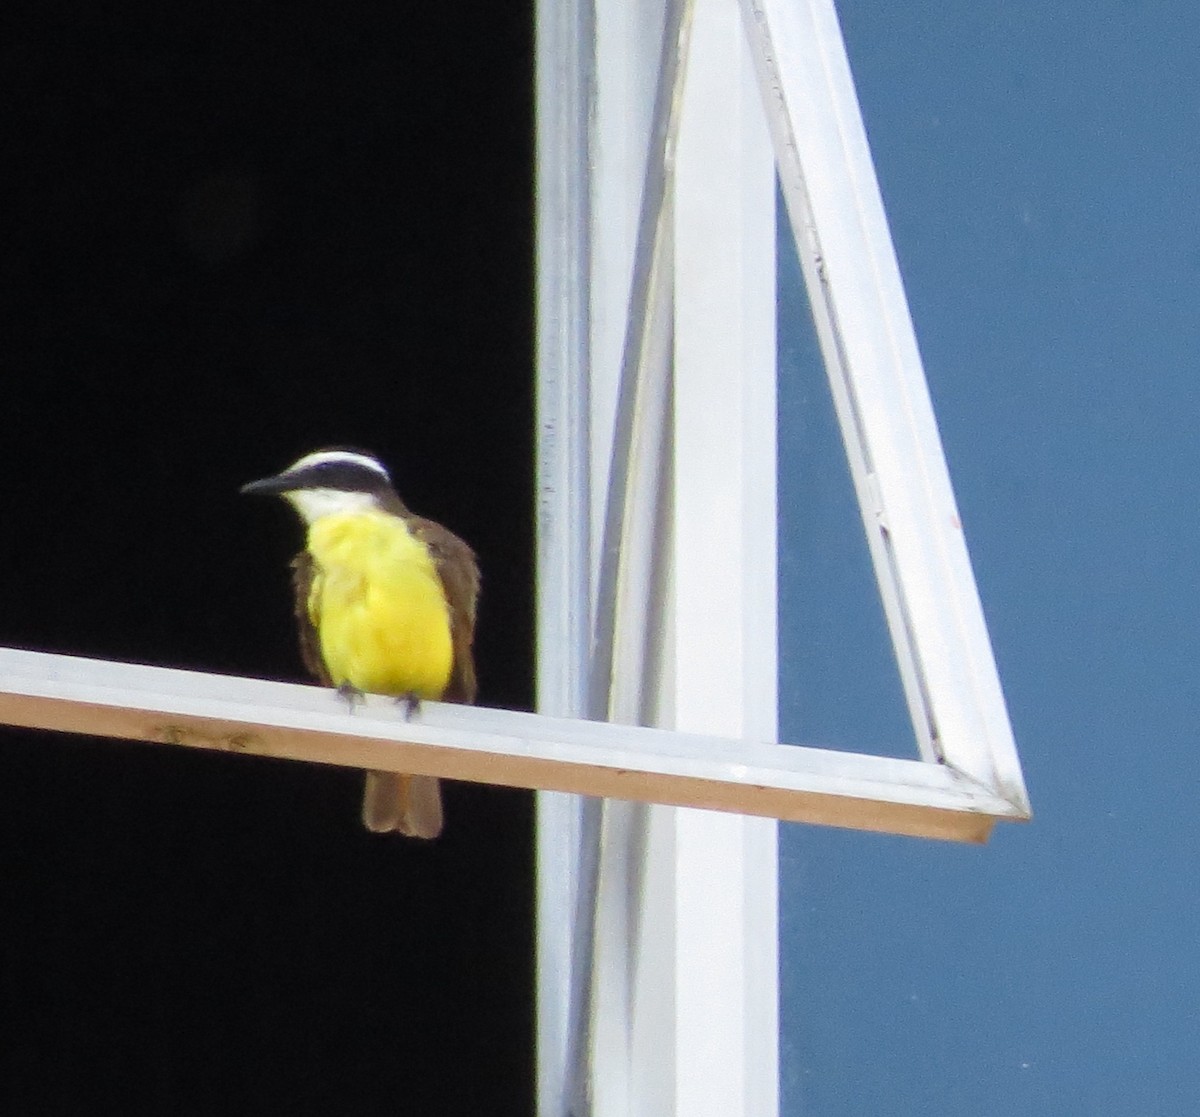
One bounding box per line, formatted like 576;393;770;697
2;4;534;1113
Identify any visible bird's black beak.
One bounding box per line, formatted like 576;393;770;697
240;473;291;498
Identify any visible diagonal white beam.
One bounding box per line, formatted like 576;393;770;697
739;0;1029;810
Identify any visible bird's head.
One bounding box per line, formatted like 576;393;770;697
240;449;402;524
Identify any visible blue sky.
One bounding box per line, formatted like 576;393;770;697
777;3;1200;1112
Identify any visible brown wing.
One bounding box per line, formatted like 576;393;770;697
407;516;480;704
289;550;331;685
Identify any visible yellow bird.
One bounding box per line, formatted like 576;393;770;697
242;449;479;837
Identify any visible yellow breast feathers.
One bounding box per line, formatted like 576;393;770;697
305;509;454;699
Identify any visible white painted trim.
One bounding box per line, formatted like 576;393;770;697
589;0;690;726
0;647;1022;841
669;1;778;1113
534;0;595;1111
739;0;1029;810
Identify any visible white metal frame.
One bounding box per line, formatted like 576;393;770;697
535;0;1029;1115
0;1;1030;1114
0;648;1018;836
744;0;1027;799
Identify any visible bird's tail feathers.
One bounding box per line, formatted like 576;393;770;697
362;771;444;838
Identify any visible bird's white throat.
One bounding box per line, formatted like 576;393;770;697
285;487;380;525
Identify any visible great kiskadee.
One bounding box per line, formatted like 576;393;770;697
241;449;479;838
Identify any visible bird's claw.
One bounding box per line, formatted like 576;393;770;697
337;682;366;713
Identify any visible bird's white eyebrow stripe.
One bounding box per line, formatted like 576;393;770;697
288;450;390;479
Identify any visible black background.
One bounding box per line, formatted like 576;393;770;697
2;3;534;1113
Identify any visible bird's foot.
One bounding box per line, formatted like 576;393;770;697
396;692;422;721
337;683;366;713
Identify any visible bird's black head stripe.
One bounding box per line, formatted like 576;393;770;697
293;457;391;493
